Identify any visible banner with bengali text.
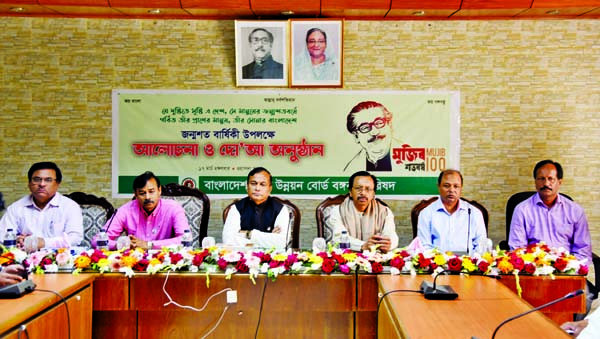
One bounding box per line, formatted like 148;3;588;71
112;90;460;199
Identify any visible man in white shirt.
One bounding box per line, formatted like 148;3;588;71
222;167;290;249
0;162;83;251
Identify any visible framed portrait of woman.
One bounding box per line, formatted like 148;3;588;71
235;20;288;87
290;19;344;88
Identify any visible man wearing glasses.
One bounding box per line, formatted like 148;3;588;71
325;171;398;253
242;28;283;79
222;167;290;249
344;101;393;172
0;161;83;252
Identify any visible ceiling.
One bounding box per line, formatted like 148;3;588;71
0;0;599;20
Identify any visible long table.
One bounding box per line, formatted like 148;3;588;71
377;274;572;339
0;274;95;339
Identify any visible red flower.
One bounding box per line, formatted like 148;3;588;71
169;252;183;265
332;253;347;265
523;263;536;274
390;256;405;270
510;256;525;271
90;250;107;263
235;260;249;273
554;257;568;271
578;265;589;275
321;258;336;274
417;254;431;269
133;259;149;271
477;261;490;272
399;250;410;258
371;261;383;274
192;250;209;266
448;257;462;272
283;253;298;269
217;258;228;270
269;260;282;269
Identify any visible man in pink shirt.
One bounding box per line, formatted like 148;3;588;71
98;171;190;250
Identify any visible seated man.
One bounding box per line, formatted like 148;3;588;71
509;159;591;262
222;167;290;249
97;171;190;250
324;171;398;252
561;307;600;338
0;161;83;251
417;169;487;254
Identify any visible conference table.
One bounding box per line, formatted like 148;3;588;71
0;272;583;339
377;274;573;339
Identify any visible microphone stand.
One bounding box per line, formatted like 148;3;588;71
466;207;471;255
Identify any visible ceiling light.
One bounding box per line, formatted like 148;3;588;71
148;9;161;14
412;10;426;16
10;7;25;12
281;10;295;16
545;10;560;15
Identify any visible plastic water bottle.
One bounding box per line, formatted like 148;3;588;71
339;230;350;250
96;231;109;251
181;229;193;249
3;228;17;248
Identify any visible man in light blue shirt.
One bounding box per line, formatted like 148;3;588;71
417;169;487;254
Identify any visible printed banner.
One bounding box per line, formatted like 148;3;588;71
112;90;460;198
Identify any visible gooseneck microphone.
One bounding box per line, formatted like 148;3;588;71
420;269;459;300
466;207;472;255
104;208;119;233
485;289;584;339
284;208;293;251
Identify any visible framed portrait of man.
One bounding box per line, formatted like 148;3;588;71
290;19;344;88
235;20;288;87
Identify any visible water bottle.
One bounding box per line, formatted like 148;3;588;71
3;228;17;248
181;229;193;249
96;231;109;251
339;230;350;250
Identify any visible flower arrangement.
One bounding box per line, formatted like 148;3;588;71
3;242;588;284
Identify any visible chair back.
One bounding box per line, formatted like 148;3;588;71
223;197;301;249
315;194;390;242
505;191;572;240
160;183;210;248
64;192;115;248
410;196;489;238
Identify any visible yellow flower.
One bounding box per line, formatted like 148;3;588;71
521;253;535;263
342;252;357;262
57;248;67;254
462;257;477;272
482;252;494;263
97;258;110;268
497;259;514;274
434;254;446;266
121;255;138;268
272;253;288;262
308;254;323;264
149;258;161;266
74;255;92;269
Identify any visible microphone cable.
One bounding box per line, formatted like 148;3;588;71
254;275;269;339
376;288;423;339
36;289;71;339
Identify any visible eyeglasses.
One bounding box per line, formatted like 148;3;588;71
307;39;326;45
536;177;558;184
251;37;271;44
352;186;374;193
354;117;389;134
32;177;56;184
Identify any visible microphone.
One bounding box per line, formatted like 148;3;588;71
104;208;118;233
466;207;471;255
472;289;585;339
284;207;293;251
419;269;459;300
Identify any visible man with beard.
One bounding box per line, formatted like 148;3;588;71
344;101;393;172
509;160;591;261
222;167;290;249
96;171;190;250
417;169;487;254
242;28;283;79
0;161;83;252
324;171;398;253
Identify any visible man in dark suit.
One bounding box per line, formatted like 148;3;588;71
242;28;283;79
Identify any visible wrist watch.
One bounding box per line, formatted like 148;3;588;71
147;241;154;249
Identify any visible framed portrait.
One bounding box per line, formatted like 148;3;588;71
235;20;288;87
290;19;344;88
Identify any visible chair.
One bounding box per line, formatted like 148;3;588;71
501;191;600;299
64;192;115;248
160;183;210;249
315;193;390;243
409;196;489;238
222;197;301;249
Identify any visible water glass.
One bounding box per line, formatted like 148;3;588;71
312;237;327;253
201;236;216;248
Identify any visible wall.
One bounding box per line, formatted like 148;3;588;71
0;18;598;259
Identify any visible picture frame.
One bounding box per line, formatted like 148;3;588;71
290;19;344;88
235;20;288;87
